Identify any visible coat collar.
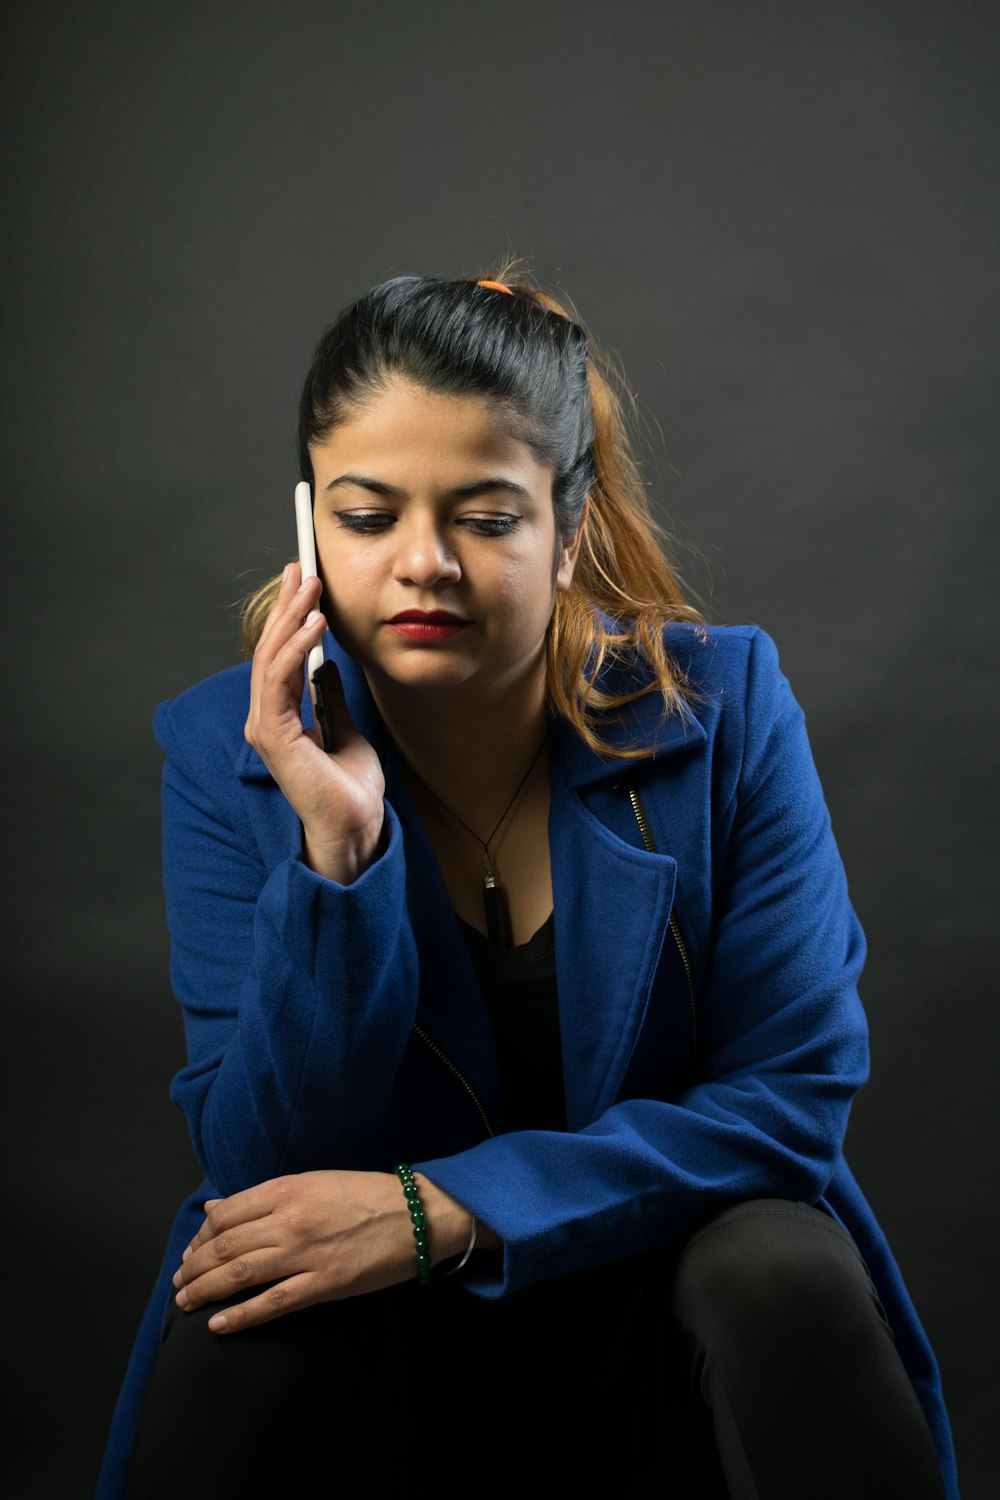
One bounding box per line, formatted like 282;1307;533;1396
550;691;706;790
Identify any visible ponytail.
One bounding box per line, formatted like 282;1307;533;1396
489;264;706;756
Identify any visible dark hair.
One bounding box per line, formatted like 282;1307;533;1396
242;265;704;758
297;274;595;544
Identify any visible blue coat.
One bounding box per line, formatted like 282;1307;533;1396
96;621;957;1498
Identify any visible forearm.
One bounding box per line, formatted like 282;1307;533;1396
418;1039;867;1299
169;812;421;1191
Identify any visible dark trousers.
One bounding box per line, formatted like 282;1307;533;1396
127;1198;946;1498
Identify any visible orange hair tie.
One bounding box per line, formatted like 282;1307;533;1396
477;279;514;295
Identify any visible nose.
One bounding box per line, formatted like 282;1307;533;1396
391;514;462;589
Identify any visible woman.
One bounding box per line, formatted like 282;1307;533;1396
98;270;957;1498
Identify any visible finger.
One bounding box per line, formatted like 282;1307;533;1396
175;1215;280;1286
250;601;327;724
185;1182;283;1254
205;1273;326;1334
255;568;322;658
252;567;294;658
254;563;305;651
174;1247;290;1312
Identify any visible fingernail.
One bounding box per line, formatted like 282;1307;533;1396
172;1269;183;1289
176;1288;190;1310
306;609;322;626
208;1313;228;1333
182;1246;191;1262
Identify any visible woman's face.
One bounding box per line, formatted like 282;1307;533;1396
309;378;583;706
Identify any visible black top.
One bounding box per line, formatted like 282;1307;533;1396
456;911;566;1132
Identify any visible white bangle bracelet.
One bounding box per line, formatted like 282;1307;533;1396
444;1214;477;1275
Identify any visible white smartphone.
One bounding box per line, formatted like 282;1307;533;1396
294;481;335;750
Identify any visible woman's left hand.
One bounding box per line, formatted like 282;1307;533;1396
171;1169;465;1333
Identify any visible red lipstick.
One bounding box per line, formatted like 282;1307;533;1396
385;609;470;640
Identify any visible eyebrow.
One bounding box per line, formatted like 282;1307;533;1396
324;473;532;501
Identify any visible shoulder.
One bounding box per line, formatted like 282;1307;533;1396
555;619;796;790
661;619;776;694
595;615;782;695
599;619;791;751
653;621;820;820
152;661;254;781
664;620;794;736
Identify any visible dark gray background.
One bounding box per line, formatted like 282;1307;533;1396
5;2;996;1495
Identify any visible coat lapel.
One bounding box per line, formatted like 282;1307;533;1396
549;750;680;1129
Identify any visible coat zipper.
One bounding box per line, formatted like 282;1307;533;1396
625;779;699;1066
412;1021;496;1138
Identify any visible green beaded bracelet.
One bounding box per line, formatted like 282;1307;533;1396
394;1162;432;1287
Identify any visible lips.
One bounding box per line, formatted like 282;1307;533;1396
388;610;469;625
385;609;471;640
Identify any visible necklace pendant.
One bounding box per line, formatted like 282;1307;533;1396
482;871;507;947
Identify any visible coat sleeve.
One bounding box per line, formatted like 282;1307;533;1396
415;628;871;1297
154;689;419;1193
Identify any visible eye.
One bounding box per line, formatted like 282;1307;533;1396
457;514;522;537
334;511;395;533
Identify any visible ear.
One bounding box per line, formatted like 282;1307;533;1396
554;498;589;593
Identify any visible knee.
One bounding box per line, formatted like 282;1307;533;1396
672;1198;882;1349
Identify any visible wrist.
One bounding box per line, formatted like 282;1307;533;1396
302;817;384;883
390;1168;502;1289
414;1174;473;1265
414;1174;501;1261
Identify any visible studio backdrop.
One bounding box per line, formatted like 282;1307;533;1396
4;3;996;1496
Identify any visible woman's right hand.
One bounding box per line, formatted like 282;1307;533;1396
245;562;385;884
